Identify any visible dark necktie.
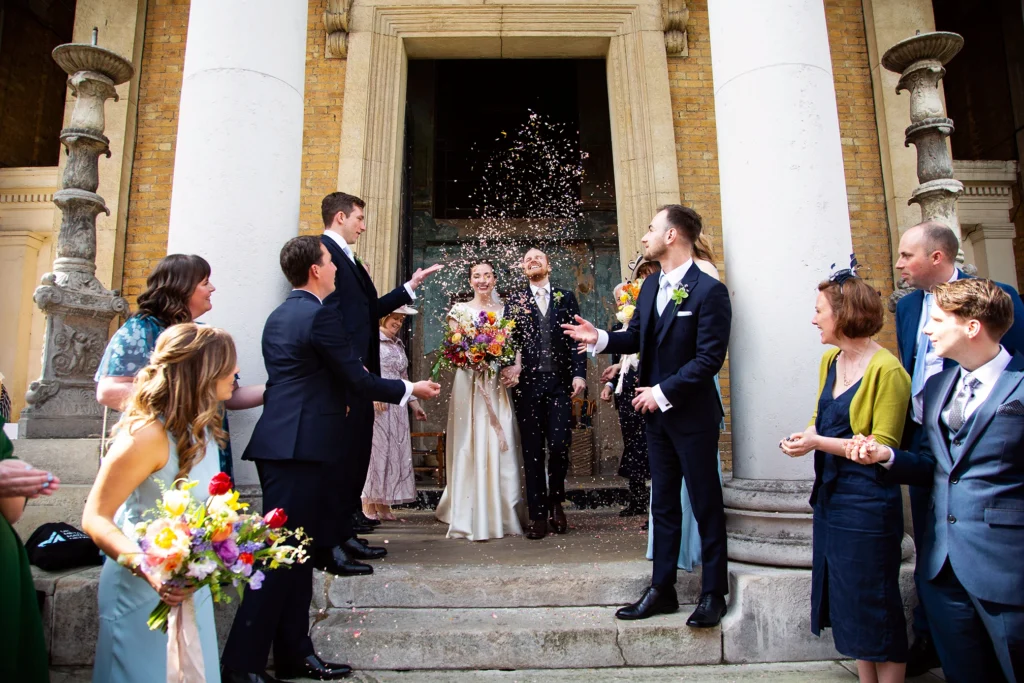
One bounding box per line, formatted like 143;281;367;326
947;376;980;433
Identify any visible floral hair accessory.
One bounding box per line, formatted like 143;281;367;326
829;254;860;285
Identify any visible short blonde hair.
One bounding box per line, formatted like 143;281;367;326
932;278;1014;340
379;312;405;328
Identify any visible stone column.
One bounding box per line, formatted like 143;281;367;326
167;0;307;484
0;231;46;420
708;0;853;567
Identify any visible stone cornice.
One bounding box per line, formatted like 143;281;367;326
0;167;59;233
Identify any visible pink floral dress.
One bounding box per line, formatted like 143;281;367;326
362;331;417;505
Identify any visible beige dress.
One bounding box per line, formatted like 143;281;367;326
435;302;526;540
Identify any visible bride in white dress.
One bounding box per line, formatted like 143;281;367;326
435;260;526;540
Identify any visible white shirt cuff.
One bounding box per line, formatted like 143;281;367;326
652;384;673;412
879;447;895;469
589;329;609;356
399;380;414;407
605;382;615;390
404;282;416;300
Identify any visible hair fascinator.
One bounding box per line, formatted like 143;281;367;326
829;254;861;285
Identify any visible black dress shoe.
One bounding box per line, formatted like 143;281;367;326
313;546;373;576
276;654;352;680
686;592;727;627
525;519;547;540
619;503;646;517
342;537;386;560
354;511;381;528
641;520;649;531
549;503;568;534
221;666;284;683
352;521;375;535
616;585;679;620
906;635;942;677
353;537;369;547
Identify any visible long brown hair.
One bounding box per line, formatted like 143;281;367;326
135;254;211;325
115;324;236;481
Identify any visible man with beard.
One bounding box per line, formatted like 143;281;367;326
563;205;732;627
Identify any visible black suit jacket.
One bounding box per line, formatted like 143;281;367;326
243;290;406;463
320;234;412;377
602;265;731;433
505;285;587;389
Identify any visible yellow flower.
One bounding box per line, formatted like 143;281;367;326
208;490;247;521
160;489;192;517
451;332;462;343
619;293;629;304
621;304;635;321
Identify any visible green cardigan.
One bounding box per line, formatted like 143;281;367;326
809;347;911;449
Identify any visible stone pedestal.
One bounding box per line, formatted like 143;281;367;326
707;0;854;567
167;0;307;484
19;44;134;439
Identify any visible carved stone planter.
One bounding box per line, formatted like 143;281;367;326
19;41;134;438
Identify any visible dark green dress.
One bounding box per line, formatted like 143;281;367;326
0;416;50;682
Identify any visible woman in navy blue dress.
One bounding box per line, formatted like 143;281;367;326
780;270;911;683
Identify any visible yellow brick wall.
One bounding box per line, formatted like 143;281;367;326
121;0;190;304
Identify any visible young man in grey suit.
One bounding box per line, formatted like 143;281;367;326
849;278;1024;683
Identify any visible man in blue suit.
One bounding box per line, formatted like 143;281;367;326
851;278;1024;683
221;236;439;683
563;205;731;626
894;221;1024;674
318;192;442;574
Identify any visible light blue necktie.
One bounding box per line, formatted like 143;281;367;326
343;245;356;264
911;294;933;397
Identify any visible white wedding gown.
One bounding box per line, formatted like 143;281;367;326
435;303;526;540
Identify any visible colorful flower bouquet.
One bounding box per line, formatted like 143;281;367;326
431;308;517;379
120;472;310;632
616;278;644;325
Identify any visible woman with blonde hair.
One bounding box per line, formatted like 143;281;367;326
83;323;240;683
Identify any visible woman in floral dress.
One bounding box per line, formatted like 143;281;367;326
363;305;427;520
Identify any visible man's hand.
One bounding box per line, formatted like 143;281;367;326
373;401;388;413
845;434;890;465
500;364;521;388
632;386;660;413
561;315;599;345
600;363;621;384
571;377;587;399
600;385;613;403
779;432;817;458
411;380;441;400
0;459;59;498
408;264;443;290
411;402;427;421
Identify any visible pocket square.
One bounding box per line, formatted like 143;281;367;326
676;311;693;317
997;399;1024;416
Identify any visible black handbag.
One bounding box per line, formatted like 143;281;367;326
24;522;103;571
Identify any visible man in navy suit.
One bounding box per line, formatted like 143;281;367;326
221;236;439;683
502;248;588;539
317;192;442;574
563;205;732;626
850;278;1024;683
893;221;1024;674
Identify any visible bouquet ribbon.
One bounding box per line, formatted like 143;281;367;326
166;596;206;683
475;372;509;452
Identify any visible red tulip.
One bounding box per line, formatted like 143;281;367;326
239;552;254;565
264;508;287;529
208;472;233;496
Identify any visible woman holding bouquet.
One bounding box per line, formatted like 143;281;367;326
435;260;526;540
83;323;239;683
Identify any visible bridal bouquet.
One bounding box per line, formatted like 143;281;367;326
432;308;517;378
120;472;310;633
616;278;644;325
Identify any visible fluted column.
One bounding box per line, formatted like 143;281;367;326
708;0;853;567
167;0;308;484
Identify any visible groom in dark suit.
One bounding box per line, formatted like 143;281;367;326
221;236;439;683
563;205;732;627
317;192;441;575
850;278;1024;683
503;248;588;539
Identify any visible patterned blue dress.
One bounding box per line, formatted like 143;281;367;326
96;315;235;478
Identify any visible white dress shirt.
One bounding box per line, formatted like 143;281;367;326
590;259;693;412
323;230;417;300
883;346;1010;468
293;286;415;406
911;269;959;423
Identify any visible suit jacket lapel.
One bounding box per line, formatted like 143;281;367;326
898;290;924;370
322;234;370;296
656;266;700;348
927;367;959;467
956;354;1024;467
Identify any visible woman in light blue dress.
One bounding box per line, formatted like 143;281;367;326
83;324;240;683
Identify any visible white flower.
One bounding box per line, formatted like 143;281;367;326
160;489;192;517
186;558;218;581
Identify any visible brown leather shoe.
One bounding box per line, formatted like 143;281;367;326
525;519;547;540
549;503;567;534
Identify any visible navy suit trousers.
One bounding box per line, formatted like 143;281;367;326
512;371;571;521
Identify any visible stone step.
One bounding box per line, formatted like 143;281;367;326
322;560;703;609
310;606;722;670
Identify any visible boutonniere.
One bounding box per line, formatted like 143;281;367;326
355;255;366;268
553;291;564;305
670;284;689;305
